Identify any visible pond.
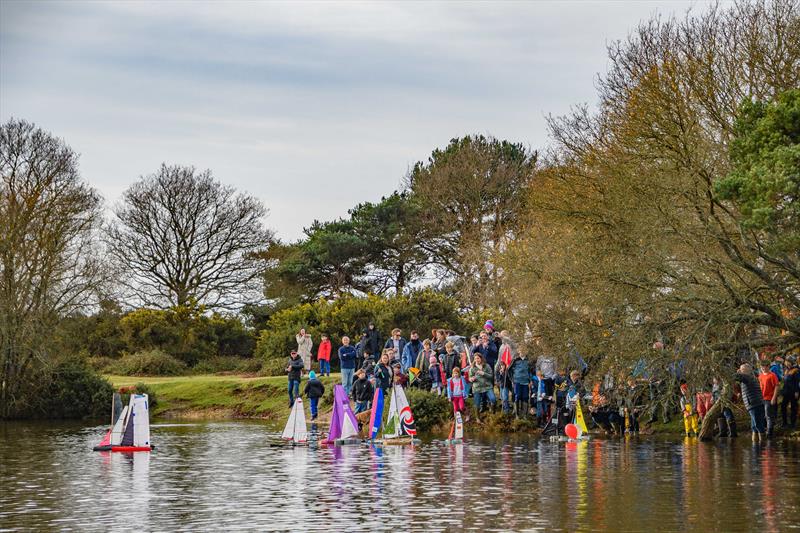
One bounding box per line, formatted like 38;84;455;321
1;421;799;531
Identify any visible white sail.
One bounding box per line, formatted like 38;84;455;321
384;386;401;439
454;411;463;440
293;398;308;443
385;385;417;439
282;399;299;440
341;412;358;440
132;394;150;447
110;405;128;445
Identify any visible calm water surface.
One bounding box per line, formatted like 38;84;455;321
1;420;799;532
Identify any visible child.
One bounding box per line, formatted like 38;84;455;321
392;362;408;388
352;368;374;414
429;356;443;395
535;371;550;427
317;334;332;377
447;367;467;417
286;350;304;408
303;370;325;421
495;360;513;413
680;383;699;437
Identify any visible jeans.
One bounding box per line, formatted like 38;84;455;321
781;395;798;428
487;389;497;404
748;406;767;434
764;401;777;435
500;387;511;412
319;359;330;376
341;368;355;395
310;397;319;418
473;391;488;412
355;401;369;414
288;379;300;404
513;383;529;402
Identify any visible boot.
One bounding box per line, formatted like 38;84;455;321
728;418;738;438
514;400;521;418
717;417;728;438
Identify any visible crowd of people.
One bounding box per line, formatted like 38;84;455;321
285;321;800;440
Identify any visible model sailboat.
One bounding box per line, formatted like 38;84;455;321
444;411;464;444
380;385;419;445
322;384;360;445
368;387;384;440
94;393;152;452
281;398;309;445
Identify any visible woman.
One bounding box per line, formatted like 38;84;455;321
296;328;313;372
469;353;494;416
374;351;393;393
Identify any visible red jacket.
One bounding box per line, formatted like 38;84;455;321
317;339;331;361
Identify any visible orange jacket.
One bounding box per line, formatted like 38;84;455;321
317;339;331;361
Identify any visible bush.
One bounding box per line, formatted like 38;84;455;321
87;355;116;373
37;356;115;419
405;388;452;432
118;382;159;412
261;356;290;377
235;358;263;374
193;356;255;374
109;349;188;376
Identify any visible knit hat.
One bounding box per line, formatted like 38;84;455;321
484;320;495;330
429;355;438;364
309;370;316;379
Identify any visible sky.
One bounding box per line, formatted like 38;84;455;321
0;1;715;241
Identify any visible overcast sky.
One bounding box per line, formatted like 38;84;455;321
1;1;715;241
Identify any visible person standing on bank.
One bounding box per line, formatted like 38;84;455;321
286;350;304;408
317;334;332;377
736;363;766;444
338;336;357;395
296;328;313;372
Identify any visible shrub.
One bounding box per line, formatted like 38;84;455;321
235;358;263;374
109;349;188;376
119;382;159;412
405;388;452;432
86;355;116;373
36;356;115;419
193;356;244;374
261;356;290;377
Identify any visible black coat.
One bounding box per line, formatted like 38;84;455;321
287;356;304;381
375;362;392;391
365;328;382;356
304;379;325;399
352;377;374;402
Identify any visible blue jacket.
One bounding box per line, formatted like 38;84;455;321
401;339;422;372
385;337;407;361
510;356;531;385
770;362;783;381
338;345;357;369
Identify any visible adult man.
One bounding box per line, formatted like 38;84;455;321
286;350;304;408
365;322;382;358
735;363;766;443
295;328;313;371
338;336;357;395
477;332;499;370
401;330;422;373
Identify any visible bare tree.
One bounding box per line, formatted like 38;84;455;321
106;164;273;309
0;118;104;417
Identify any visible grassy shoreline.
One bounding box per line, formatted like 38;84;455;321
107;373;341;423
107;373;800;440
